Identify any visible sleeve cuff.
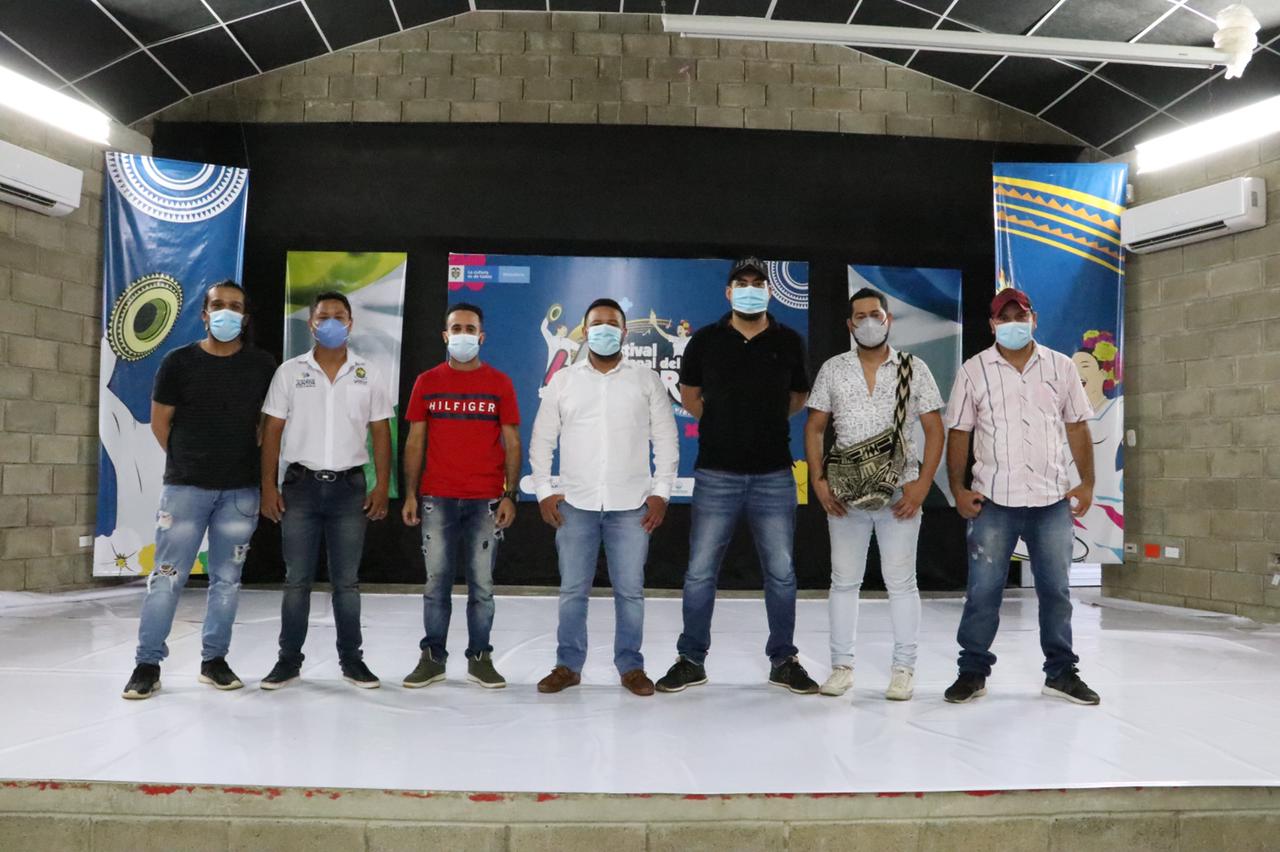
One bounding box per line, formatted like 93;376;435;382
650;481;672;500
261;405;287;419
534;482;553;502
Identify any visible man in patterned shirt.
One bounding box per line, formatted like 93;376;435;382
942;288;1099;706
805;287;944;702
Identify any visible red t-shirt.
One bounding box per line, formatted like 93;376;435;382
404;363;520;499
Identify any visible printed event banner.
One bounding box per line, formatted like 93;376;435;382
283;251;408;499
447;253;811;503
94;154;249;577
848;265;963;506
994;163;1128;563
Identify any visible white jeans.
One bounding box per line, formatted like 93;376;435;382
827;499;922;669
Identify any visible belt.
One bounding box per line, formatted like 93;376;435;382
287;463;363;483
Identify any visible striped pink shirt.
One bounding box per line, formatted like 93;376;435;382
944;344;1092;508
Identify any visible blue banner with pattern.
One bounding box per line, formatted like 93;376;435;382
994;163;1127;563
94;154;249;576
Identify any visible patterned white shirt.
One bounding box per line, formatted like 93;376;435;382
808;347;944;483
944;344;1092;508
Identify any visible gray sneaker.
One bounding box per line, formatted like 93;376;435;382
402;650;446;689
466;651;506;689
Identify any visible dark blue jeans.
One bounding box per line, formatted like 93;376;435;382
419;496;500;661
277;467;369;668
956;499;1079;679
677;468;799;666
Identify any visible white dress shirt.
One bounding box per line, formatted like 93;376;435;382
262;349;394;473
530;358;679;511
944;344;1092;508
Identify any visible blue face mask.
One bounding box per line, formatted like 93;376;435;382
587;324;623;357
731;285;769;316
208;309;243;343
447;333;480;363
995;321;1033;350
314;318;350;349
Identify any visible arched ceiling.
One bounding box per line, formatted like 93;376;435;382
1;0;1278;154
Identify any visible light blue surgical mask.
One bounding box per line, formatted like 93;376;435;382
208;309;243;342
314;318;350;349
586;324;622;356
995;321;1033;350
447;333;480;363
731;285;769;316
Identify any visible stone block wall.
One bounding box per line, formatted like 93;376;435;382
1103;138;1280;621
146;11;1076;147
0;107;150;590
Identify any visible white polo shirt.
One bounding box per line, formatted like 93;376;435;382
261;349;394;472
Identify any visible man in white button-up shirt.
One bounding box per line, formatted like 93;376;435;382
529;298;679;696
257;291;393;691
942;288;1099;707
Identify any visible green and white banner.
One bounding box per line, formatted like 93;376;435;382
283;251;407;498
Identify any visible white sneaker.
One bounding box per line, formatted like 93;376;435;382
885;665;914;701
819;666;853;697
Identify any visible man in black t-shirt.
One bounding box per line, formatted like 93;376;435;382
122;281;277;700
656;258;819;695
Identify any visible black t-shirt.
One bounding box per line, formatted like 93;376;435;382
152;342;278;489
679;312;810;474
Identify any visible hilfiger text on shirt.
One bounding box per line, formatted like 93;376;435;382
425;393;500;420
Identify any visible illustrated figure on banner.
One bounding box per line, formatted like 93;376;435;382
1070;329;1124;562
540;303;581;389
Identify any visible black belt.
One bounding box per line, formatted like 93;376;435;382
287;463;363;482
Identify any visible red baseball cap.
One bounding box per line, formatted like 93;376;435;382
990;288;1032;317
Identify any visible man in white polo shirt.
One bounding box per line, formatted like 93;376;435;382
258;291;393;690
943;288;1099;706
529;298;679;696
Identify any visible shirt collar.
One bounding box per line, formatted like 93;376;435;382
304;347;362;378
717;311;778;335
982;342;1045;368
572;356;627;376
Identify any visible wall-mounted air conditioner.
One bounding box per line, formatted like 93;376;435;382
0;139;83;217
1121;176;1265;254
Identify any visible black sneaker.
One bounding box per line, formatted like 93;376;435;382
768;657;819;694
944;672;988;704
1043;668;1100;705
341;658;380;689
198;657;243;691
121;663;161;700
655;657;707;693
259;660;300;691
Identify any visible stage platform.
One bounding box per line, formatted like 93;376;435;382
2;586;1278;798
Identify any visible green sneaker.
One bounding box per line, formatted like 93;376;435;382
402;650;446;689
466;651;506;689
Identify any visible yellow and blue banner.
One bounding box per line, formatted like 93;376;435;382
94;154;249;577
994;163;1127;563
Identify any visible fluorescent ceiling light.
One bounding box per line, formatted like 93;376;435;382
661;15;1240;70
1135;93;1280;172
0;64;111;145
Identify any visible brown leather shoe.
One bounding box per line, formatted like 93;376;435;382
621;669;655;696
537;665;581;693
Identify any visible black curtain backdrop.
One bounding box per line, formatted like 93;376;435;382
152;121;1080;591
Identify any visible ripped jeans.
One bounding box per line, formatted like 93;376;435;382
418;496;501;661
134;485;261;665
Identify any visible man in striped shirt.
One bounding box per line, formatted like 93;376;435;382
942;288;1100;706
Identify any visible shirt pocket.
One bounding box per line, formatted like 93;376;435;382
346;383;373;423
1032;381;1061;418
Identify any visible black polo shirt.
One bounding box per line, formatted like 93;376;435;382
679;312;810;474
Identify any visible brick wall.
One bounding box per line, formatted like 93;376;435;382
0;107;151;591
1103;137;1280;621
145;11;1076;147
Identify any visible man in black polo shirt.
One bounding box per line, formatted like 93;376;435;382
122;281;277;700
656;258;818;694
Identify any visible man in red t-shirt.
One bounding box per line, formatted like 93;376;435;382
401;303;520;689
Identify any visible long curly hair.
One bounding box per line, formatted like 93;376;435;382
1078;330;1120;395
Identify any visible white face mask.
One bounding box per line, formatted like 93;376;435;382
852;316;889;348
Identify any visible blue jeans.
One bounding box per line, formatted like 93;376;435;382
555;502;649;675
135;485;260;665
677;468;798;666
277;467;369;667
956;499;1079;679
419;496;500;660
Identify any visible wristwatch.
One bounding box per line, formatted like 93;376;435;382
501;489;519;503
